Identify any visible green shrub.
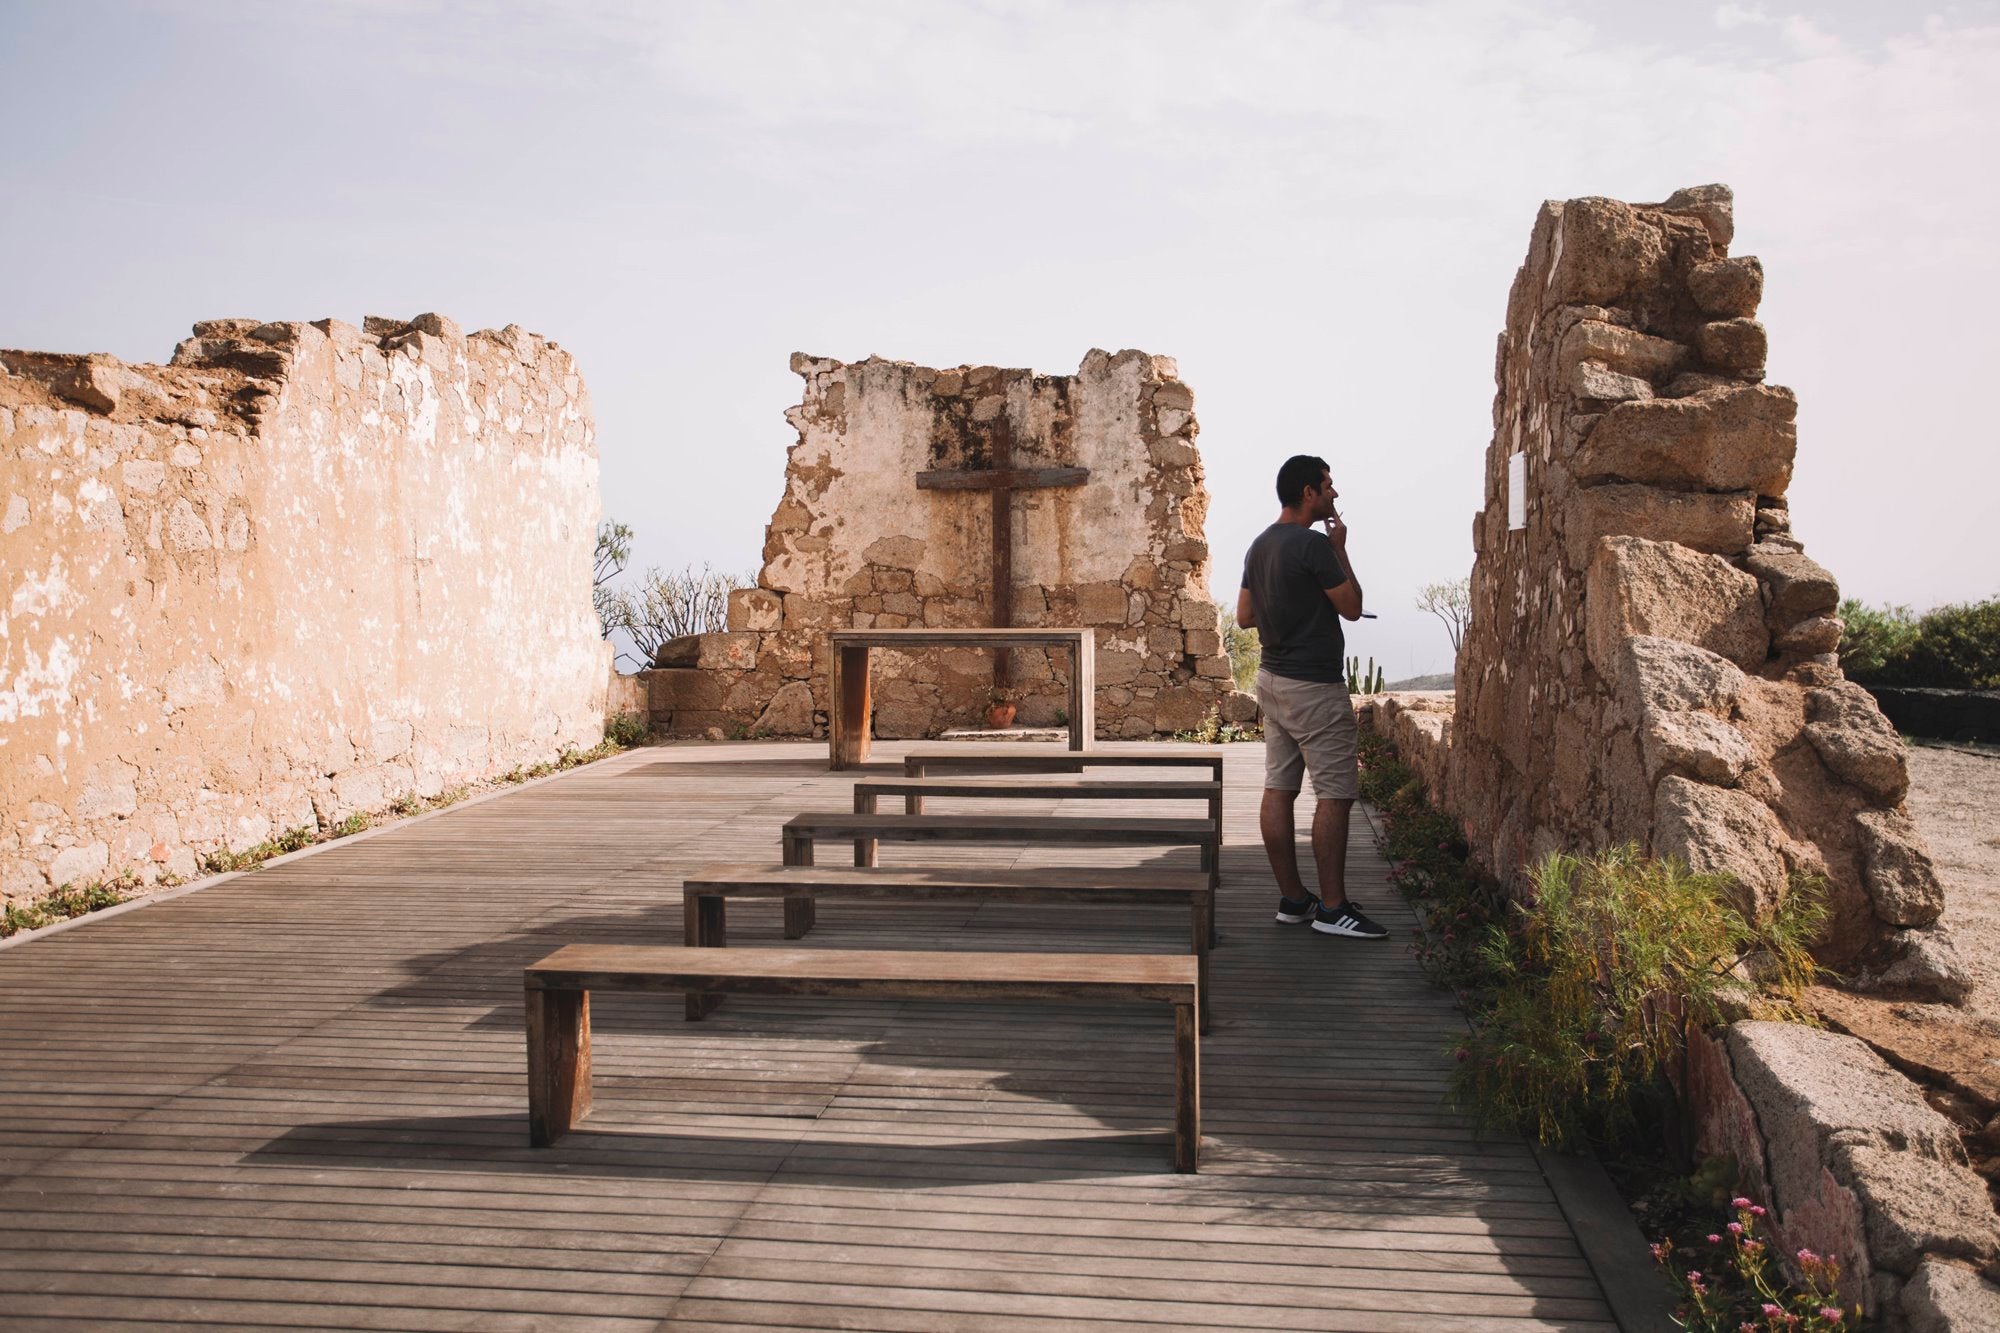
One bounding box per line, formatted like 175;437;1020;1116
604;711;650;748
1900;597;2000;689
1171;707;1262;744
1836;597;1919;682
1221;613;1261;691
1454;847;1824;1150
1;874;135;939
1841;593;2000;688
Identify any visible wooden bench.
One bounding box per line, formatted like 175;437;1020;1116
902;748;1225;786
680;862;1213;1028
778;812;1221;939
523;944;1202;1172
851;776;1223;852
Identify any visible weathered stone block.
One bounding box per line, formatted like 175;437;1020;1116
649;668;724;712
1653;777;1788;915
781;595;837;629
1585;537;1768;675
1903;1257;2000;1332
1571;385;1797;495
1696;318;1767;376
727;587;782;632
1095;648;1143;686
1641;711;1754;786
695;633;759;672
1555;316;1688;382
1572;360;1652;403
1877;926;1973;1003
1659;183;1734;249
751;681;816;737
1219;690;1260;724
1563;484;1754;570
1618;635;1748;716
1804;683;1909;804
1852;808;1944;927
1074;581;1129;624
1688;256;1764;318
1543;197;1672;307
1745;546;1839;627
1776;616;1843;657
1829;1140;2000;1276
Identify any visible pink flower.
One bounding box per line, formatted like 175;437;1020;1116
1707;1234;1722;1244
1728;1221;1744;1235
1742;1239;1763;1254
1732;1197;1752;1209
1686;1271;1701;1281
1820;1309;1843;1323
1750;1204;1766;1217
1762;1304;1782;1317
1797;1247;1821;1265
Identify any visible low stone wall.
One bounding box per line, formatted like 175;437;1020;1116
1354;692;1453;798
1865;688;2000;745
2;315;606;901
1688;1022;2000;1328
605;670;649;722
645;350;1256;740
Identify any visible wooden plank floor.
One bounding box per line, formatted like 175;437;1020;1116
0;741;1621;1330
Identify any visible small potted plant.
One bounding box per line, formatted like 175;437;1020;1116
986;686;1018;730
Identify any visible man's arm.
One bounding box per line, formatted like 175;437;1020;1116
1323;518;1364;621
1235;585;1257;630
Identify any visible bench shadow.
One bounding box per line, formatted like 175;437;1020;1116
240;1113;1180;1186
622;758;904;779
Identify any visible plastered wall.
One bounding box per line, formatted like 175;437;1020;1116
1;313;607;901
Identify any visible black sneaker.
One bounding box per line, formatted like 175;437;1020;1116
1275;893;1321;925
1312;901;1389;940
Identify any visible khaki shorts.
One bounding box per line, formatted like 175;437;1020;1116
1256;668;1360;801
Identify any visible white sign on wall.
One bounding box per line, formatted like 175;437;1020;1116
1507;452;1527;531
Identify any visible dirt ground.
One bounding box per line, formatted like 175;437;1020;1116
1809;741;2000;1182
1908;742;2000;1021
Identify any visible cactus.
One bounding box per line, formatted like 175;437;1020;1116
1347;655;1387;694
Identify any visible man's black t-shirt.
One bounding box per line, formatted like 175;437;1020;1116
1241;522;1349;684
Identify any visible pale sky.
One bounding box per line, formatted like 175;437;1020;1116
4;1;1994;680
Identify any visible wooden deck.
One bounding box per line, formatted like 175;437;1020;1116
0;741;1624;1330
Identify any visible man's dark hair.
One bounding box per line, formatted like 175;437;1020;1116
1276;454;1330;508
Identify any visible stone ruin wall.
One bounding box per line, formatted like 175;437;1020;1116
1443;184;1948;979
1364;186;1999;1327
1;314;609;903
647;349;1256;739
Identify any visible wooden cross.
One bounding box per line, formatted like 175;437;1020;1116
915;414;1088;687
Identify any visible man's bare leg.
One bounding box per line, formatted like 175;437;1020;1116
1313;797;1354;908
1260;787;1312;901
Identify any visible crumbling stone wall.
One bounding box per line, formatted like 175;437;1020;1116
649;349;1254;739
1445;184;1951;983
1;314;607;902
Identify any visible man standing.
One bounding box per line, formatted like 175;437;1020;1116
1235;455;1389;940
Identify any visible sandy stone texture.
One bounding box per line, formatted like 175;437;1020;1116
1;316;608;903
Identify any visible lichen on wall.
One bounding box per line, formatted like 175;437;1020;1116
1;313;608;902
649;349;1253;740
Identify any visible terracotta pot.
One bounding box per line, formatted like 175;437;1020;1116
985;704;1016;730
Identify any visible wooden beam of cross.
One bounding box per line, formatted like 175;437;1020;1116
915;414;1089;688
